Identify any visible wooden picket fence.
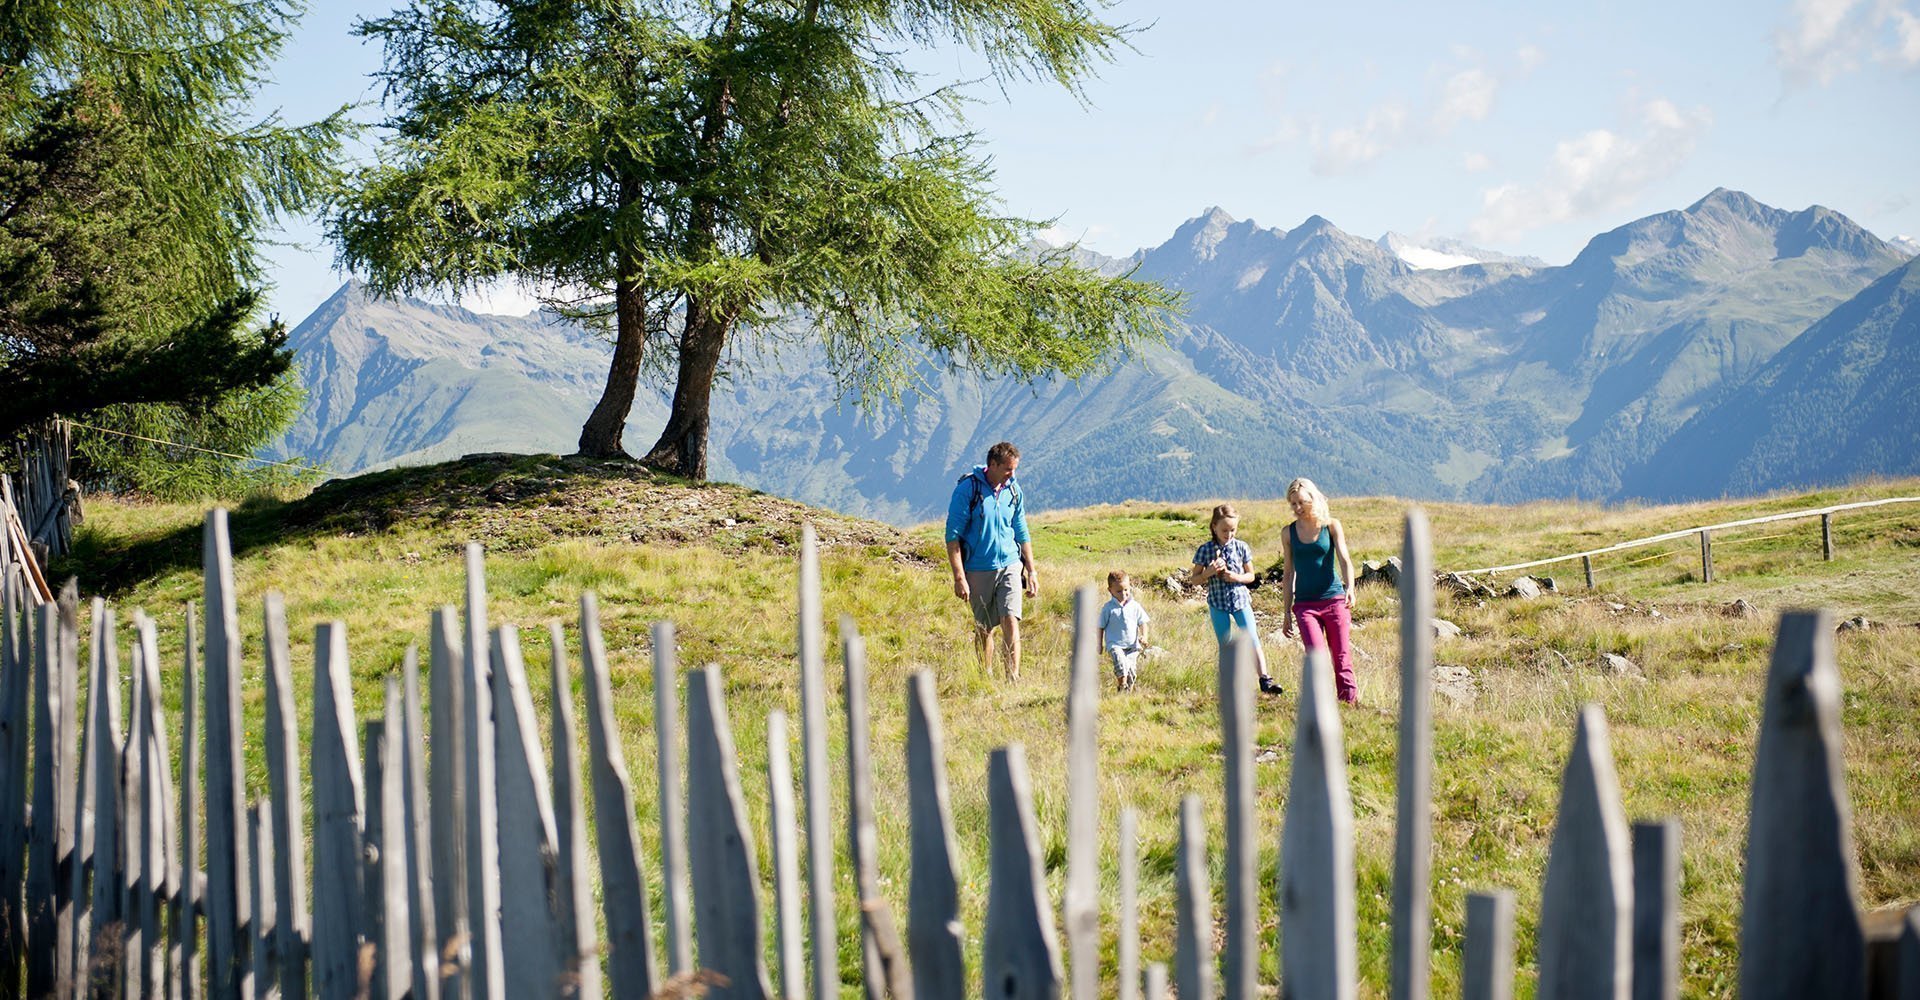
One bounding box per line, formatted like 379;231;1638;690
0;507;1916;999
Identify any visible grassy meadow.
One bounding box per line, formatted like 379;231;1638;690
52;458;1920;998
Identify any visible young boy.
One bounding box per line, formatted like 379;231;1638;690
1098;570;1151;691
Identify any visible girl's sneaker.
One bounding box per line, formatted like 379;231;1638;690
1258;674;1285;696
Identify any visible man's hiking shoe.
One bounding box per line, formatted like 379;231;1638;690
1259;675;1284;696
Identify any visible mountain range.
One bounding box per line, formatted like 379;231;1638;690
273;188;1919;523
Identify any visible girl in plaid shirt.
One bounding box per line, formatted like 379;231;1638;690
1188;504;1284;696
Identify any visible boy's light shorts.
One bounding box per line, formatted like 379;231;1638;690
1108;643;1140;678
966;566;1022;631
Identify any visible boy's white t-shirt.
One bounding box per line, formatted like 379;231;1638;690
1099;596;1150;649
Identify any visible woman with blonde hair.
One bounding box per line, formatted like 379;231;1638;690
1279;478;1359;703
1188;503;1285;696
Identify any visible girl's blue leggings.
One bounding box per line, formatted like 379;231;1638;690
1208;606;1260;648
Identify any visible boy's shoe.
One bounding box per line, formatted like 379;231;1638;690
1258;674;1285;696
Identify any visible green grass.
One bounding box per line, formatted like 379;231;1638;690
48;467;1920;998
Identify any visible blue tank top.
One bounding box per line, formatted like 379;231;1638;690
1289;522;1345;601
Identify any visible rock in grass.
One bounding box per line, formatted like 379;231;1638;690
1506;577;1543;599
1836;616;1871;632
1433;618;1463;640
1358;558;1402;587
1723;599;1759;619
1600;653;1643;679
1432;664;1477;706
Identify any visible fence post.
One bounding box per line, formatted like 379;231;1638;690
1700;530;1714;584
653;621;692;980
81;598;125;995
578;593;659;999
132;613;173;999
1583;555;1595;591
202;512;253;1000
1392;509;1434;1000
1174;795;1213;1000
1218;633;1254;1000
310;622;364;1000
37;585;80;999
460;545;504;1000
546;626;601;1000
905;672;963;1000
1898;908;1920;1000
843;620;909;998
399;648;440;1000
0;563;28;993
122;618;146;999
371;680;415;1000
1118;808;1139;1000
488;625;565;999
981;745;1061;1000
179;603;202;1000
249;802;275;1000
797;524;838;1000
1280;648;1358;1000
1462;891;1515;1000
261;594;309;999
1740;611;1863;999
1143;963;1168;1000
1537;705;1632;1000
766;710;804;1000
1822;513;1834;561
1632;820;1681;1000
427;607;469;999
685;665;775;999
1066;587;1101;1000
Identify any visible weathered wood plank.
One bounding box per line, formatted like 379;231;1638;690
427;606;469;999
1699;529;1713;584
545;626;600;1000
0;563;29;993
1391;508;1434;1000
905;672;963;1000
1117;808;1139;1000
27;587;80;998
1462;890;1515;1000
1822;513;1835;561
1582;555;1595;590
1740;610;1864;999
1280;647;1357;1000
202;511;254;1000
123;622;146;1000
797;523;837;1000
652;620;692;979
1537;705;1631;1000
685;665;774;999
179;603;202;1000
1218;632;1254;1000
399;646;440;1000
1898;907;1920;1000
372;687;414;1000
249;802;276;1000
843;621;908;999
310;622;365;1000
488;625;565;999
1174;795;1213;1000
1143;963;1167;1000
578;593;658;999
766;710;804;1000
132;613;171;1000
1631;820;1680;1000
461;544;505;1000
1065;588;1100;1000
981;744;1061;1000
260;593;309;1000
81;597;125;998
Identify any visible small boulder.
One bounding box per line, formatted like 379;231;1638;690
1531;575;1558;594
1359;557;1403;587
1432;618;1463;639
1723;599;1759;619
1600;653;1644;679
1437;572;1495;599
1431;664;1478;706
1506;577;1543;599
1837;616;1871;633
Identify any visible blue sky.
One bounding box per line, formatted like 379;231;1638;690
253;0;1920;323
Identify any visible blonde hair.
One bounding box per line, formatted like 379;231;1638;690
1286;478;1330;521
1107;569;1129;589
1208;503;1239;542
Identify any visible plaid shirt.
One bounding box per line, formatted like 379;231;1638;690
1193;538;1253;612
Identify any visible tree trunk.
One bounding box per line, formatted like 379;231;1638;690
640;300;731;480
578;263;647;458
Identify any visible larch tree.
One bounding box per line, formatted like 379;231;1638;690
334;0;1179;476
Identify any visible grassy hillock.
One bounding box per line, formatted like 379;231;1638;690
55;457;1920;997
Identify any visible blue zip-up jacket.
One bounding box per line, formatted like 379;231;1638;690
945;466;1030;573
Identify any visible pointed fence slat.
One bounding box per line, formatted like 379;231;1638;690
1065;588;1100;1000
1280;648;1358;1000
545;626;601;1000
427;607;469;998
123;621;146;1000
370;690;414;1000
0;563;30;993
1391;509;1434;1000
1739;610;1864;999
261;594;310;999
179;604;202;1000
1462;891;1516;1000
1175;795;1213;1000
250;802;277;1000
797;523;837;1000
203;512;254;1000
1537;705;1632;1000
27;589;80;998
766;710;804;1000
132;614;172;1000
578;593;658;999
1118;808;1139;1000
1631;820;1680;1000
686;665;775;999
843;620;909;998
905;672;963;1000
981;744;1061;1000
653;621;692;978
82;598;126;996
1218;633;1255;1000
310;622;366;1000
400;647;440;1000
461;544;505;1000
489;625;566;999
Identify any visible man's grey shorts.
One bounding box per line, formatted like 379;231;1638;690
966;566;1023;631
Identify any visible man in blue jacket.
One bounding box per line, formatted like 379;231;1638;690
945;441;1039;679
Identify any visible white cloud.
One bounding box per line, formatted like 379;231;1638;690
1773;0;1920;85
1311;103;1411;175
1463;151;1494;172
1517;44;1548;74
1434;68;1498;130
1305;62;1502;175
1468;98;1712;243
1891;7;1920;62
